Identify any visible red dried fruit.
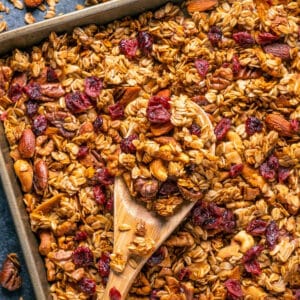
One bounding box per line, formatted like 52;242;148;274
233;32;255;46
267;155;279;170
149;95;170;109
109;287;121;300
93;115;103;132
8;83;23;102
72;246;94;267
137;31;153;55
65;91;91;114
278;167;290;183
260;162;276;180
245;116;263;136
189;123;202;136
232;55;241;75
98;252;110;279
146;104;171;124
77;146;89;160
256;32;279;45
195;59;209;78
158;179;179;197
177;267;191;281
214;118;231;141
264;43;290;60
105;196;113;212
266;221;279;249
229;164;244;178
208;26;222;47
26;100;39;118
290;119;299;132
119;38;138;59
295;289;300;300
246;219;268;236
23;82;42;100
84;76;103;99
108;103;125;120
147;247;165;266
74;231;88;242
46;67;58;82
242;245;264;275
97;168;114;186
32;115;48;136
120;134;138;154
78;277;96;295
225;279;243;300
150;290;160;300
93;185;106;205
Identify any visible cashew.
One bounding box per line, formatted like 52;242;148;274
150;159;168;182
39;230;55;256
14;159;33;192
217;241;241;259
233;230;255;253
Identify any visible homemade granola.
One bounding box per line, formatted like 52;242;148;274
1;0;300;299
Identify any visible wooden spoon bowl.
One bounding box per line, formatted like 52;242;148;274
103;101;215;300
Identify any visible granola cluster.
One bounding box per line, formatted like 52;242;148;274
1;0;300;299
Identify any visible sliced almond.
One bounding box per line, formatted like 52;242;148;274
265;114;293;137
187;0;218;13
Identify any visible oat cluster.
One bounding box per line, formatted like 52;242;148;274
0;0;300;299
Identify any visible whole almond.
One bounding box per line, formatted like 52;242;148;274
24;0;43;8
33;159;48;192
265;114;292;137
18;128;36;158
264;43;290;60
187;0;218;13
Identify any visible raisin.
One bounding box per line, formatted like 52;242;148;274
233;32;255;46
177;267;191;281
147;247;165;267
97;168;114;186
208;26;222;47
290;119;299;132
120;134;138;154
98;252;110;279
109;287;121;300
78;277;96;295
278;167;290;183
46;67;59;82
23;82;42;100
8;83;23;102
137;31;153;55
93;115;103;133
214;118;231;141
84;76;103;99
260;163;276;180
108;103;124;120
266;221;279;249
229;164;243;178
242;245;264;275
26;100;39;118
256;32;279;45
93;185;106;205
189;123;201;136
232;55;241;75
246;219;268;236
195;59;209;78
224;279;243;300
77;146;89;160
65;91;91;114
119;38;138;59
32;115;48;136
158;179;179;197
72;246;94;267
245;117;263;136
74;231;88;242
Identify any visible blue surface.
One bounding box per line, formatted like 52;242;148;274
0;180;36;300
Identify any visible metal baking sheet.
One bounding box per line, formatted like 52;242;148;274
0;1;180;299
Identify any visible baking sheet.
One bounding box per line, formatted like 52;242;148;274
0;1;180;299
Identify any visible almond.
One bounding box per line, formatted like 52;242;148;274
114;86;141;106
150;122;174;136
265;114;293;137
264;43;290;60
33;159;48;192
24;0;43;8
187;0;218;13
18;128;36;158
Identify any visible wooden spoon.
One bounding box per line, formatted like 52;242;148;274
103;101;215;300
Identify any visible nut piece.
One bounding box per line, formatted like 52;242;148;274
18;128;35;158
265;114;293;137
14;159;33;192
0;253;22;291
114;86;141;106
33;159;48;192
187;0;218;13
150;159;168;182
24;0;43;8
39;230;55;256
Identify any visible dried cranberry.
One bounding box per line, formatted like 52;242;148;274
146;105;171;124
32;115;48;136
295;289;300;300
74;231;88;242
245;117;263;136
158;179;179;197
195;59;209;78
256;32;279;45
208;26;222;47
93;115;103;132
147;247;165;266
46;67;59;82
77;146;89;160
222;209;236;233
232;55;241;75
137;31;153;55
84;76;103;99
150;290;160;300
108;103;124;120
72;246;94;267
105;196;113;212
26;100;39;118
97;168;114;186
260;163;276;180
65;91;91;114
119;38;138;59
109;287;121;300
290;119;299;132
267;154;279;170
224;279;243;300
242;245;264;275
229;164;243;178
8;83;23;102
177;267;191;281
246;219;268;236
189;123;201;136
278;167;290;183
98;252;110;278
233;32;255;46
120;134;138;154
149;95;170;109
78;277;96;295
23;82;42;100
266;221;279;249
214;118;231;141
93;185;106;205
